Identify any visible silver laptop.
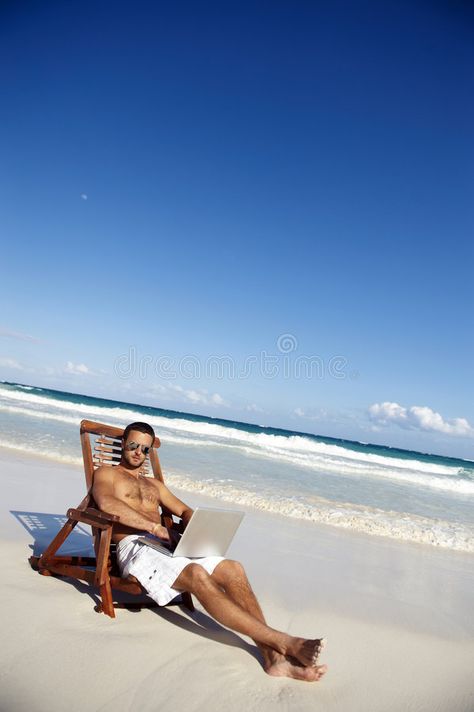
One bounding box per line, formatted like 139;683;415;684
137;507;244;558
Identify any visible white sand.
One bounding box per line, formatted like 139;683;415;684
1;448;473;712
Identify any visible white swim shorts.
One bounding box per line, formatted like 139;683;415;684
116;534;224;606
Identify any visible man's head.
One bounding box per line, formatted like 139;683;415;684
121;421;155;469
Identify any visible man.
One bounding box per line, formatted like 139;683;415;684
92;421;328;682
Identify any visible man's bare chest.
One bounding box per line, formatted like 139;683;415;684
115;472;160;508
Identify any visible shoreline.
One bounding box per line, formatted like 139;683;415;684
1;443;472;554
1;448;473;711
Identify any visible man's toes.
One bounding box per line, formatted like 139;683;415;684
267;658;328;682
312;637;327;665
314;663;327;679
304;663;327;682
316;637;327;653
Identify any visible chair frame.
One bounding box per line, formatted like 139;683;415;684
29;419;194;617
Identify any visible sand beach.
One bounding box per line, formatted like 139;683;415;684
1;447;473;712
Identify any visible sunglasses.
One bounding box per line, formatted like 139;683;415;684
125;441;151;456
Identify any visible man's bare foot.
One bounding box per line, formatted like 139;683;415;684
265;651;327;681
285;636;327;667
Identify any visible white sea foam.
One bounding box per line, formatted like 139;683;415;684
234;442;474;494
0;388;142;423
1;432;471;552
1;386;472;497
0;440;83;466
165;471;474;553
0;404;82;426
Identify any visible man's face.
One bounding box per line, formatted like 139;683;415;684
122;430;154;468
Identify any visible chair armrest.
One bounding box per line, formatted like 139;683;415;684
84;507;119;522
67;507;119;529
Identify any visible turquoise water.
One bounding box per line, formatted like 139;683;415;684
1;380;473;552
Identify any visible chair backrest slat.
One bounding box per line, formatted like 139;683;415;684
94;445;122;456
92;453;121;463
95;437;122;446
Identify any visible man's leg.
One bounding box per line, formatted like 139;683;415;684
210;560;267;622
172;562;327;681
210;559;326;680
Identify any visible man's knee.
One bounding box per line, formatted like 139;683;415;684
177;562;211;592
215;558;246;582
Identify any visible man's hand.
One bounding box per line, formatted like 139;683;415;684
145;511;170;540
150;523;170;542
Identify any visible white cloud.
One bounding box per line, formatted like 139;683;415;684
0;328;39;343
186;389;205;403
0;357;24;370
65;361;91;376
168;384;229;408
211;393;227;406
246;403;264;413
369;401;407;423
293;406;329;421
368;401;474;438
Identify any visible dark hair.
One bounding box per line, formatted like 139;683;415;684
122;421;155;444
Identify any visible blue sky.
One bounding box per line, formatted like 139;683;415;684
1;0;473;458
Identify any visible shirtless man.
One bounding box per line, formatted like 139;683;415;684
92;421;328;682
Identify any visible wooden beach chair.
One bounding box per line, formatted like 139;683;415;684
29;419;194;617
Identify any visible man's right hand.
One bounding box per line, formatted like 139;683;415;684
149;523;170;541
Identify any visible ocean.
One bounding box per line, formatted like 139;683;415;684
1;380;473;553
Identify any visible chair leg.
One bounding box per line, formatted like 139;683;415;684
94;526;115;616
95;527;112;585
99;580;115;618
39;518;78;565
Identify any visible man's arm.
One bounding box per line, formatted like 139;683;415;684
92;466;169;540
156;480;194;529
